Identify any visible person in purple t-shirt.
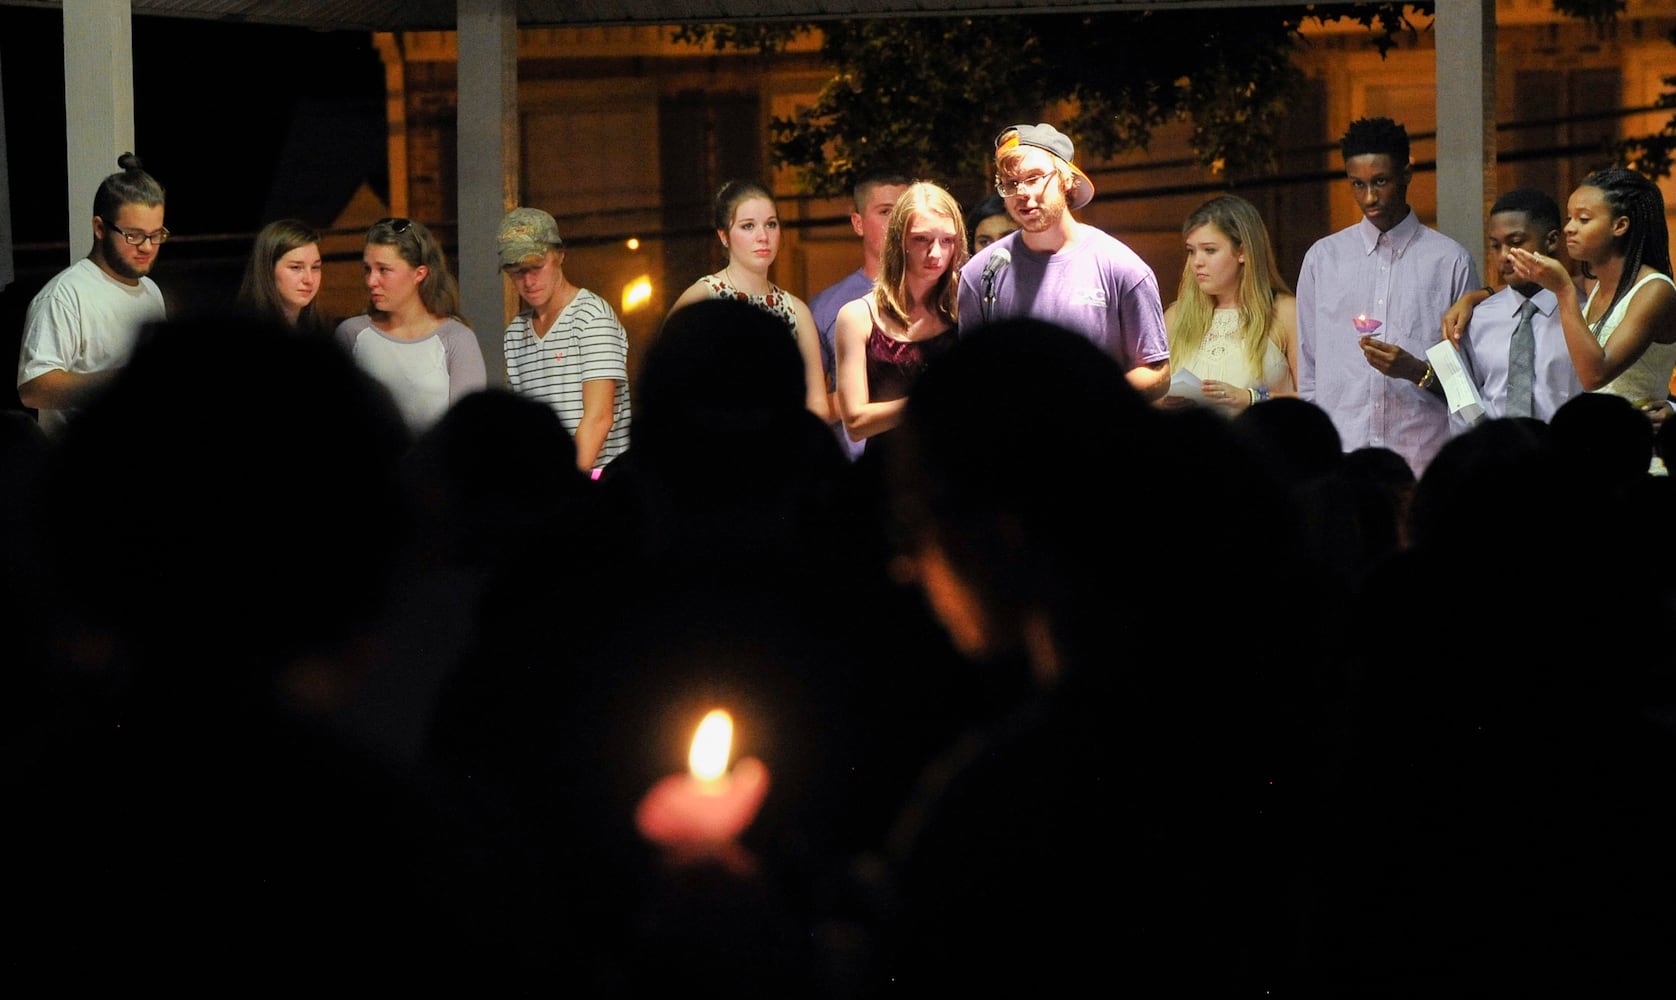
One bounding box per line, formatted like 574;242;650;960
956;122;1170;401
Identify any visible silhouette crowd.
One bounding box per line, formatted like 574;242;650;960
5;303;1676;994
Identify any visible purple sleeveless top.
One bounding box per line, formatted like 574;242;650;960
866;316;957;402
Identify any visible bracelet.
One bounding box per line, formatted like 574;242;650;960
1248;387;1259;406
1417;364;1436;390
1255;385;1271;402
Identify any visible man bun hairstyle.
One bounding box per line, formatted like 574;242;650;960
93;152;166;221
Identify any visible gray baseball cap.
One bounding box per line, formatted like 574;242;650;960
995;123;1095;210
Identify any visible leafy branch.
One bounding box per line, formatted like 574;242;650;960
675;0;1671;196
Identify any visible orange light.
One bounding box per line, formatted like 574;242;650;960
688;709;733;784
622;275;653;313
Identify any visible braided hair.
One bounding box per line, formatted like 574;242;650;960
1578;167;1671;325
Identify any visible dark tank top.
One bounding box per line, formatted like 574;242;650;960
865;309;957;402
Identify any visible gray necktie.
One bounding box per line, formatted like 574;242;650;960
1506;298;1537;419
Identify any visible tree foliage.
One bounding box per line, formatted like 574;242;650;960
676;0;1674;197
674;5;1418;197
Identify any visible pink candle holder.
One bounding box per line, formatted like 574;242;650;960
1353;314;1383;336
636;709;770;847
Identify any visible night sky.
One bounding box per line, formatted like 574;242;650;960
0;8;387;246
1;8;391;407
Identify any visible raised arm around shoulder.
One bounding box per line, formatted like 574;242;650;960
1442;285;1493;346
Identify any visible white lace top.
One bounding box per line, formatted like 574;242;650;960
1176;308;1293;391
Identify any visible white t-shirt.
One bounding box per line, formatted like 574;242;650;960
17;258;167;435
335;314;487;434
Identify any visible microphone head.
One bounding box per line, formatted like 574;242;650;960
984;246;1012;277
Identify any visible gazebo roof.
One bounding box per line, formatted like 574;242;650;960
0;0;1370;32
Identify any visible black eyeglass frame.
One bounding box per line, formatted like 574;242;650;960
104;221;171;246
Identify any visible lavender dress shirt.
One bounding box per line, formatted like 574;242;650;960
1456;286;1583;424
1296;210;1479;476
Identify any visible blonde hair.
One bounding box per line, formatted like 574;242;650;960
872;181;967;330
1167;195;1290;373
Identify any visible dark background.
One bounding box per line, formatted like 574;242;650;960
1;9;388;409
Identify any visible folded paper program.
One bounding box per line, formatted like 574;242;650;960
1425;339;1487;425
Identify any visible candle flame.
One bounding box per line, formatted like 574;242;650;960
688;709;733;781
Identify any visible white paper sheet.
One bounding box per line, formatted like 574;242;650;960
1425;339;1487;426
1167;368;1207;404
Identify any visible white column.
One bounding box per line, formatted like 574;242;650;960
1435;0;1496;278
63;0;136;263
456;0;520;387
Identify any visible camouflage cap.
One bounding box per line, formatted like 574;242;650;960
496;207;564;267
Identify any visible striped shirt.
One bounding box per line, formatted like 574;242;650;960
503;287;631;469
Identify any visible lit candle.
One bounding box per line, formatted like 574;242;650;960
1353;313;1383;336
635;708;770;847
688;708;735;788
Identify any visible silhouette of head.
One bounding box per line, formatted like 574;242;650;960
42;313;412;684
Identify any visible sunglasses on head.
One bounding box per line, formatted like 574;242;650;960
372;217;413;235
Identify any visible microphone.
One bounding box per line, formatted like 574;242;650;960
981;247;1011;324
982;246;1012;284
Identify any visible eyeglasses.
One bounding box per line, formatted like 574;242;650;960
373;217;414;235
107;223;170;246
996;172;1055;199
